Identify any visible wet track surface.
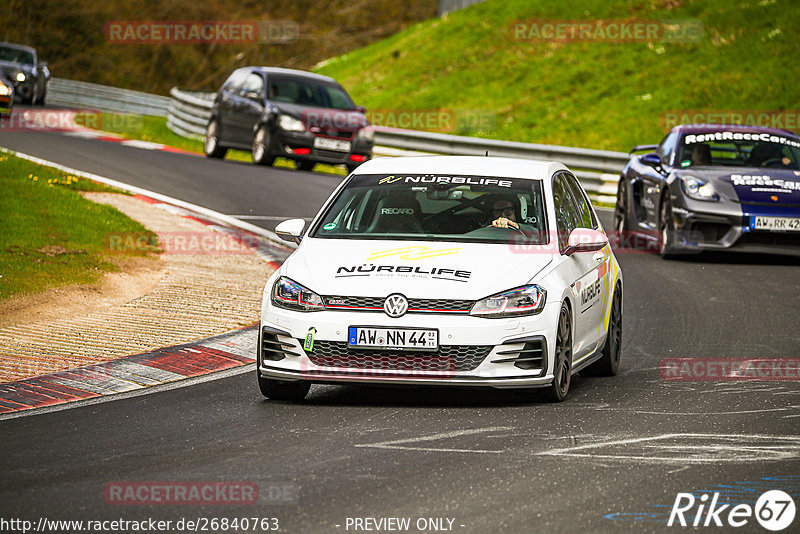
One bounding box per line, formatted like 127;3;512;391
1;128;798;533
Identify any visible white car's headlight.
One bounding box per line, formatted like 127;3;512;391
15;72;25;82
278;114;306;132
272;277;324;311
470;285;546;318
681;176;719;201
357;126;375;143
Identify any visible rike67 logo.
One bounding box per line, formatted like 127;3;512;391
668;490;795;531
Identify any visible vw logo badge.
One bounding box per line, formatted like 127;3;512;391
383;294;408;318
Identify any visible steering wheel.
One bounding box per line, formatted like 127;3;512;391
485;222;525;235
761;158;787;168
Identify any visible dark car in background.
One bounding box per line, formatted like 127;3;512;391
204;67;373;172
615;124;800;258
0;42;49;105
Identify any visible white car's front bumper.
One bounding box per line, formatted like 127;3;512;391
257;301;561;389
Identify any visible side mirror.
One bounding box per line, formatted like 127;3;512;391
563;228;608;256
275;218;306;244
355;105;367;114
640;153;662;168
39;61;48;68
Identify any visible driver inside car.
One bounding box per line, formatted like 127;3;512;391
489;196;520;229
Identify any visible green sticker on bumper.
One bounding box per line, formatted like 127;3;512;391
303;327;317;352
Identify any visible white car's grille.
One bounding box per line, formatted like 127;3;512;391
305;341;491;372
322;296;473;314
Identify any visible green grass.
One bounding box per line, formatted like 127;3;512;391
314;0;800;151
95;113;347;176
0;154;159;300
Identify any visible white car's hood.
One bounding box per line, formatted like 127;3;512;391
281;238;553;300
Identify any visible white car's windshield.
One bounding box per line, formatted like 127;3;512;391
677;131;800;170
267;75;355;110
311;173;549;244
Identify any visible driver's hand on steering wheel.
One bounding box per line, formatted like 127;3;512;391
491;217;519;229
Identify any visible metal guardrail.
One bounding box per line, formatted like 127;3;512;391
48;78;170;117
165;87;625;202
167;88;214;139
371;128;627;201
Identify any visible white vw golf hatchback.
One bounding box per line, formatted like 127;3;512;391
259;156;622;401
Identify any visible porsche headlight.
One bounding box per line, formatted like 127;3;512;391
278;114;306;132
15;72;25;82
470;285;546;318
681;176;719;201
272;277;324;311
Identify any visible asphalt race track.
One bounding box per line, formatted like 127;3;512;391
0;128;340;227
1;128;799;533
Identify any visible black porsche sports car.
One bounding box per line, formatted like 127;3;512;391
615;124;800;257
0;42;49;105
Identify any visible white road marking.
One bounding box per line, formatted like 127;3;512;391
355;426;513;454
538;433;800;464
667;465;690;475
228;215;313;221
120;140;166;150
63;131;105;139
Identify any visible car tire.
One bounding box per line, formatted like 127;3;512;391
252;126;275;166
583;284;622;377
258;373;310;401
658;194;677;258
545;303;573;402
296;161;315;171
204;119;228;159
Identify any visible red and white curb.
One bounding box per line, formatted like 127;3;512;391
62;129;200;156
0;326;259;415
0;147;295;416
6;108;199;156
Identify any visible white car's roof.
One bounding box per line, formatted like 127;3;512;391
353;156;569;182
